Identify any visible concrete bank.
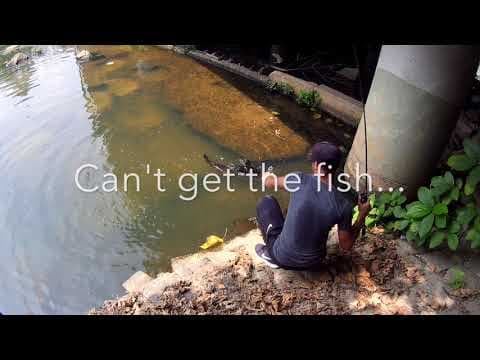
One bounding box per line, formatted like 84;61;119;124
90;228;480;315
156;45;362;127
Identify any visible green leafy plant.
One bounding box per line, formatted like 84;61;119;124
447;138;480;195
269;82;295;97
459;203;480;249
352;189;407;230
449;268;465;289
296;90;320;108
403;172;458;249
445;138;480;250
351;136;480;253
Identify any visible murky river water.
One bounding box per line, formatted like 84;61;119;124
0;45;352;314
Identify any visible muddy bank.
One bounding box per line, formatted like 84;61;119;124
90;229;480;315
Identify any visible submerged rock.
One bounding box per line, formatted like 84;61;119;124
76;50;91;61
76;49;105;62
135;61;160;73
6;52;29;66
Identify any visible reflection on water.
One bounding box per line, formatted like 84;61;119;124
0;45;352;314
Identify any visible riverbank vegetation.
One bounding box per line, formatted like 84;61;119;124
354;136;480;251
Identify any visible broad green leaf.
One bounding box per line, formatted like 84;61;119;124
447;233;459;251
365;216;376;228
391;189;401;201
466;229;479;242
463;138;480;161
369;208;378;216
472;238;480;249
432;203;448;215
416;235;427;247
369;193;376;207
407;203;432;219
444;171;455;186
452;186;460;201
395;220;409;231
450;268;465;289
409;221;420;233
384;207;394;217
442;187;459;205
430;176;451;197
406;201;422;211
435;215;447;229
418;187;434;207
406;230;416;242
475;216;480;232
447;154;476;171
378;204;385;216
385;222;396;232
431;176;445;188
395;195;407;205
465;165;480;196
419;213;435;238
448;221;461;234
429;231;446;249
393;206;407;219
467;229;480;248
457;206;477;225
378;193;392;206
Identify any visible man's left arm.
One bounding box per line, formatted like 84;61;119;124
338;198;371;251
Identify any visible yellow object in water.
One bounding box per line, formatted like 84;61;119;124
200;235;224;250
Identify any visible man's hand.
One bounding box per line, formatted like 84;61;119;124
357;195;372;216
338;194;372;251
262;172;288;190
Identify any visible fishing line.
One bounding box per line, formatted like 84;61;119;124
352;44;370;203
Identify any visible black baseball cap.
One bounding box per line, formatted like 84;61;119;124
308;141;342;170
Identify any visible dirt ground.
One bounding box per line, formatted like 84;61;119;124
90;228;480;315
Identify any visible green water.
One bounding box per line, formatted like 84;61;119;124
0;45;352;314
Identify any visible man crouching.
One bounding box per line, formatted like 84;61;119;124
255;141;371;269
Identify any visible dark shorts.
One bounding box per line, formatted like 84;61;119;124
256;196;304;270
256;195;326;271
256;195;285;258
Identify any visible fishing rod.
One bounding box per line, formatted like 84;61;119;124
352;44;370;205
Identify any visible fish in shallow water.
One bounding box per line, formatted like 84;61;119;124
203;154;272;176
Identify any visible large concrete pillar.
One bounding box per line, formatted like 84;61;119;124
345;45;480;197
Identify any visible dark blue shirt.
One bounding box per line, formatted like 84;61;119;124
272;172;353;269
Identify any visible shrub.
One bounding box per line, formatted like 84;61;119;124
355;137;480;252
296;90;320;108
270;82;295;97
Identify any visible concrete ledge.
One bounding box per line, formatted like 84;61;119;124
268;71;363;127
186;50;271;86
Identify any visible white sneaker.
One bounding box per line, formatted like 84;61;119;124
255;244;279;269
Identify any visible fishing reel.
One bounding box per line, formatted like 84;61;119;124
360;192;369;204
